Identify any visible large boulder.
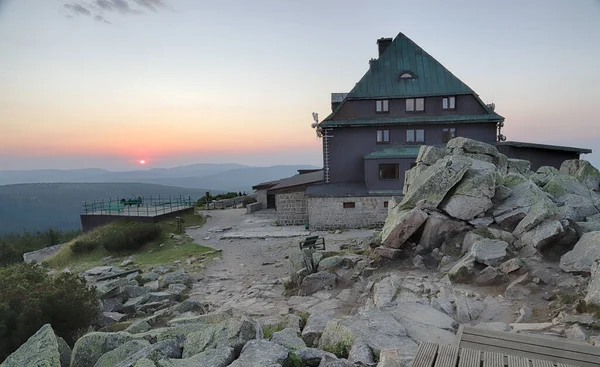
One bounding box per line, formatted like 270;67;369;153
470;239;508;266
440;167;496;221
520;219;577;253
584;260;600;306
493;181;548;230
157;347;235;367
302;311;336;347
94;340;151;367
373;274;403;307
418;211;470;250
416;145;447;165
0;324;61;367
227;340;289;367
508;159;531;175
556;194;600;221
383;302;456;344
182;315;259;358
318;308;417;357
71;332;135;367
299;271;336;295
446;137;499;162
560;231;600;273
399;155;472;210
512;199;558;237
381;207;428;249
270;328;306;350
560;160;600;191
112;339;182;367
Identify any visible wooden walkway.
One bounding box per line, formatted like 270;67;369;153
412;326;600;367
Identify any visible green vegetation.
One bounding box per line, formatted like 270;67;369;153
45;210;215;273
324;341;351;359
0;263;99;361
0;229;80;267
472;227;494;239
196;191;246;205
262;324;286;340
283;351;304;367
557;292;578;305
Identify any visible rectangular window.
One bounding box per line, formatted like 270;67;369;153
379;164;399;180
406;129;415;143
384;201;389;208
442;128;456;143
377;130;390;143
376;100;389;113
343;202;355;209
406;99;414;112
416;98;425;111
416;129;425;143
443;96;456;110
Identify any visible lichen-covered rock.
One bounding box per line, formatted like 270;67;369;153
493;181;548;230
302;311;336;347
381;207;428;249
508;158;531;175
319;308;417;357
446;137;499;158
94;340;151;367
502;173;528;188
294;348;337;367
377;348;416;367
403;163;429;195
182;315;258;358
440;167;496;220
157;347;235;367
560;231;600;273
560;159;600;191
158;269;191;289
271;328;306;350
399;155;472;210
348;339;374;365
447;255;475;284
56;336;71;367
418;211;470;250
416;145;447;165
71;332;135;367
227;340;289;367
520;220;577;251
383;302;456;344
556;194;600;221
372;274;403;307
0;324;61;367
470;239;508;266
112;339;182;367
584;260;600;306
512;199;558;237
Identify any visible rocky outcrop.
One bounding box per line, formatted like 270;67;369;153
0;324;61;367
584;260;600;305
227;340;289;367
71;332;135;367
381;207;428;249
560;159;600;191
560;231;600;273
470;239;508;266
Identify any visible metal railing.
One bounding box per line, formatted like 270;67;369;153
82;195;194;216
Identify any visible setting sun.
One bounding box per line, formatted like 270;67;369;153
139;160;146;165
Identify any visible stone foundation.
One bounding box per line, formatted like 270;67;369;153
307;195;394;230
275;191;308;225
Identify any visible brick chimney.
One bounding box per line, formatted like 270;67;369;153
377;37;393;57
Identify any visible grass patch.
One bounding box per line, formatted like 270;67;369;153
98;321;132;332
324;341;351;359
45;210;215;273
557;292;578;305
263;324;286;340
283;351;304;367
472;227;494;239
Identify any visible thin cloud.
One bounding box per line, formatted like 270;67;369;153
64;3;92;17
63;0;168;22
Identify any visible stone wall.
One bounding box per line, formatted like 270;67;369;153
246;202;262;214
275;191;308;225
307;195;394;230
256;189;268;208
23;243;65;263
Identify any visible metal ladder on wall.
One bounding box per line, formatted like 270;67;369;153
323;129;332;183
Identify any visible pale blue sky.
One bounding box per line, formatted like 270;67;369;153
1;0;599;170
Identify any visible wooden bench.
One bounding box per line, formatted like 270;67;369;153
299;235;325;250
411;325;600;367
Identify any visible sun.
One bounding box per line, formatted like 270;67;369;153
139;160;146;165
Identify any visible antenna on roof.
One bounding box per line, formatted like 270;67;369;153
312;112;319;123
311;112;322;138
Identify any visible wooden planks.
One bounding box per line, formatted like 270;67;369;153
412;342;439;367
532;360;555;367
458;326;600;367
458;348;481;367
507;355;528;367
434;344;459;367
483;351;504;367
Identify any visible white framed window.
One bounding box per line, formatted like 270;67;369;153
406;99;415;112
443;96;456;110
377;130;390;143
415;98;425;111
407;129;425;143
376;100;389;113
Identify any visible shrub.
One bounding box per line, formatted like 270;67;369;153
0;263;99;361
101;222;162;252
71;240;98;254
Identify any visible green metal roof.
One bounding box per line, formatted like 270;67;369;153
347;33;474;99
320;113;502;128
364;145;422;159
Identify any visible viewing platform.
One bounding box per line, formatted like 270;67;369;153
80;195;195;232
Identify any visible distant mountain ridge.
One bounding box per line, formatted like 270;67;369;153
0;163;319;192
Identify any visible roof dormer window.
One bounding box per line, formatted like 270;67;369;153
398;71;415;80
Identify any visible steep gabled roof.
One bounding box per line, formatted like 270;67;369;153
347;32;474;99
